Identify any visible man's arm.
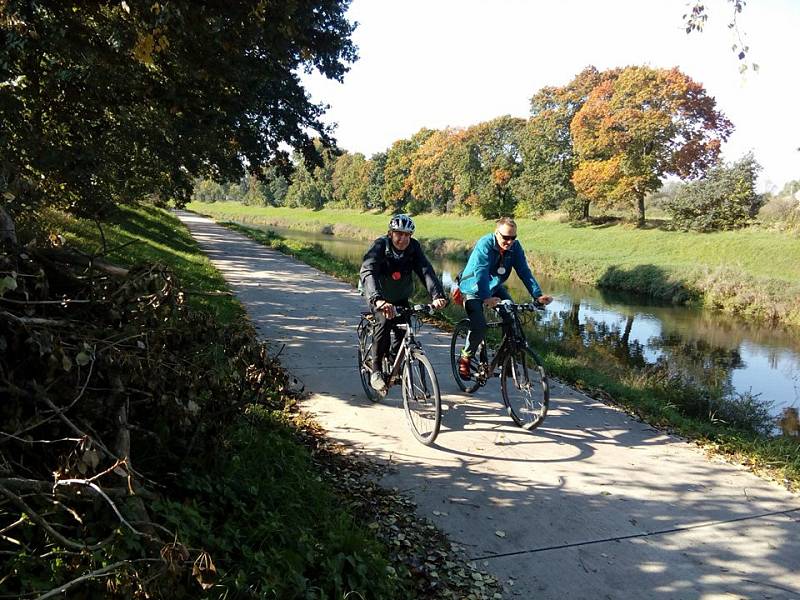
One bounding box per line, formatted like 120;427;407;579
359;238;385;305
470;237;495;300
512;243;543;299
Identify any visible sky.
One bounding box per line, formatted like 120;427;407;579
301;0;800;192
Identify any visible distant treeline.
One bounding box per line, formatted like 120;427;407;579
194;64;799;232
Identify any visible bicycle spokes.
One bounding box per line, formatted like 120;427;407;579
501;350;548;430
402;351;441;445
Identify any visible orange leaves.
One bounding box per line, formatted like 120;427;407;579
571;65;732;216
492;168;512;187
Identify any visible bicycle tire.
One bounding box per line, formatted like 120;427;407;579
357;323;380;403
450;319;481;393
402;349;441;445
500;348;549;430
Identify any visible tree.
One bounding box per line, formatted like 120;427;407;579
285;155;325;209
666;152;764;231
0;1;357;239
240;172;268;206
332;152;370;209
192;178;225;203
365;152;388;211
571;66;733;226
779;180;800;199
514;66;611;219
263;166;289;206
383;129;435;212
460;116;526;219
409;128;467;214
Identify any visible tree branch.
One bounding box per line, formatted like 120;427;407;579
0;483;96;551
0;311;75;327
32;561;128;600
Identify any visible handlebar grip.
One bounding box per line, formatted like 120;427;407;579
411;304;435;315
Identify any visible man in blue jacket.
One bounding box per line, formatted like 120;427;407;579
457;217;552;379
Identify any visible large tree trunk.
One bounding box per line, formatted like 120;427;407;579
582;199;590;221
0;206;16;246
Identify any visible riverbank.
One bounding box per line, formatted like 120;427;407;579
187;201;800;327
219;219;800;490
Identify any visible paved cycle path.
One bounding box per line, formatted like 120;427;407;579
178;211;800;600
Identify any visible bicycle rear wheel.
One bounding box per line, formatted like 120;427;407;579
500;348;549;430
402;349;441;445
357;322;380;403
450;319;481;393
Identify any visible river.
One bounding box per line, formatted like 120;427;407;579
253;223;799;432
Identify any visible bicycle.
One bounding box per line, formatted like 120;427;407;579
356;304;442;445
450;299;549;430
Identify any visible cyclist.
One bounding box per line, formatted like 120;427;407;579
456;216;552;379
360;214;447;392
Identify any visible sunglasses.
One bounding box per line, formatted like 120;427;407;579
497;232;517;241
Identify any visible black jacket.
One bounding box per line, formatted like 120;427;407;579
359;236;445;305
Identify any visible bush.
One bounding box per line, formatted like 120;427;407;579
758;194;800;230
666;153;764;231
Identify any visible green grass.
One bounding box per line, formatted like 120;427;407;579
33;203;408;598
188;202;800;326
221;219;800;489
224;221;362;282
38;204;244;322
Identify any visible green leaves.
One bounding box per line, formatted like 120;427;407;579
1;0;357;220
666;152;763;231
0;274;17;296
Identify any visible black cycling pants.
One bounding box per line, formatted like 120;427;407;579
371;300;410;373
463;286;512;357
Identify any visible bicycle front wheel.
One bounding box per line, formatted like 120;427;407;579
500;348;549;430
450;319;481;393
357;323;380;403
402;349;441;445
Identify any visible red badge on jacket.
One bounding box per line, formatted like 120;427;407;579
391;271;401;280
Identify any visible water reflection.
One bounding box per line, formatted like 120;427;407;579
249;223;800;423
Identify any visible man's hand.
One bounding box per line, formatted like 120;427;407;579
375;299;396;319
535;295;553;305
431;298;447;310
483;297;501;308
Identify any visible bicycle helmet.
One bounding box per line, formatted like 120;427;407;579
389;214;415;234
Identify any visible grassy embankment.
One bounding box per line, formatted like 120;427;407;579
212;214;799;490
188;201;800;327
26;205;502;599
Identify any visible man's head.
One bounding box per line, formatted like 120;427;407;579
494;217;517;251
388;214;414;251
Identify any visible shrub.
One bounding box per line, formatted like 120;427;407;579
758;194;800;230
666;153;764;231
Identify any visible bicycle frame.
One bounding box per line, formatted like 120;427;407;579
359;306;429;393
384;322;415;387
472;303;534;385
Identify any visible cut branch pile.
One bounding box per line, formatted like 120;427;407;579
0;241;286;597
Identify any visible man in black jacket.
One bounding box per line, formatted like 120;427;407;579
360;214;447;392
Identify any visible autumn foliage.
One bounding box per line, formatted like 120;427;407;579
571;66;733;225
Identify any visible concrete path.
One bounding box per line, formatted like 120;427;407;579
178;211;800;600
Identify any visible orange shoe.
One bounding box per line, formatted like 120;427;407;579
458;355;471;380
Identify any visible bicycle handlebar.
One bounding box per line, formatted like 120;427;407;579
495;299;546;313
397;303;437;317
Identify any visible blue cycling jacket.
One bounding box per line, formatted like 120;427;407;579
458;232;542;300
